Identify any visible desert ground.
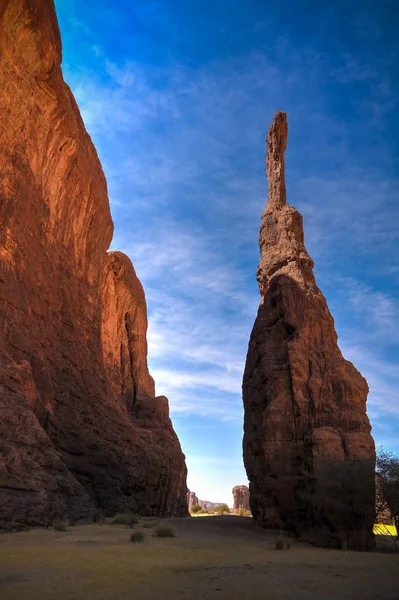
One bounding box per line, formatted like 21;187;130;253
0;516;398;600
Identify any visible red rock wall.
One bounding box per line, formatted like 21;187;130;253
0;0;187;529
243;111;375;550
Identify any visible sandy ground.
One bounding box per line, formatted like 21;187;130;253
0;516;398;600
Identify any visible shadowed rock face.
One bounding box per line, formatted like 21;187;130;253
232;485;250;511
242;111;375;550
0;0;187;529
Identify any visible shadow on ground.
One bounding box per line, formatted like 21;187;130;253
0;516;397;600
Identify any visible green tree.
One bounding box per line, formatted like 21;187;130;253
190;504;202;514
215;504;230;515
376;447;399;533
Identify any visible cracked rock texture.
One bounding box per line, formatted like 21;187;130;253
0;0;187;530
242;111;375;550
232;485;250;511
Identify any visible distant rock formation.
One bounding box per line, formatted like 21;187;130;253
232;485;250;510
198;500;224;511
0;0;187;530
187;490;199;509
242;111;375;550
186;491;224;512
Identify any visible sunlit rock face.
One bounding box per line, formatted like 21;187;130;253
242;111;375;550
187;490;199;509
232;485;250;510
0;0;187;530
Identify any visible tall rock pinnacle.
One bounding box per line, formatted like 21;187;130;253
266;110;288;210
243;111;376;550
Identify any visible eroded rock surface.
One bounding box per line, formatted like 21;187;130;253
0;0;187;529
232;485;250;511
242;111;375;550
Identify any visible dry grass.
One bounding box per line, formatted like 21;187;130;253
373;523;397;536
0;517;397;600
152;525;175;538
109;513;138;527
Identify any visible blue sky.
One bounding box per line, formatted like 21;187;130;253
55;0;399;504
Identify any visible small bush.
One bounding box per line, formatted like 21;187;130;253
153;525;175;538
130;531;145;543
275;535;290;550
110;513;138;527
53;517;68;532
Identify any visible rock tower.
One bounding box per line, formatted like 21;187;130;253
232;485;250;511
242;111;375;550
187;490;199;509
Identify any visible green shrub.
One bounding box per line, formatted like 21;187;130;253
153;525;175;538
190;504;202;514
275;535;290;550
53;517;68;532
215;504;230;515
130;531;145;543
110;513;138;527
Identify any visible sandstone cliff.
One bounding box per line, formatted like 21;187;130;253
242;111;375;550
232;485;250;511
0;0;187;529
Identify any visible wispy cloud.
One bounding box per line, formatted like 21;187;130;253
114;222;257;422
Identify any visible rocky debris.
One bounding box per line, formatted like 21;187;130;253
242;111;375;550
0;0;187;529
187;490;199;509
232;485;250;510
